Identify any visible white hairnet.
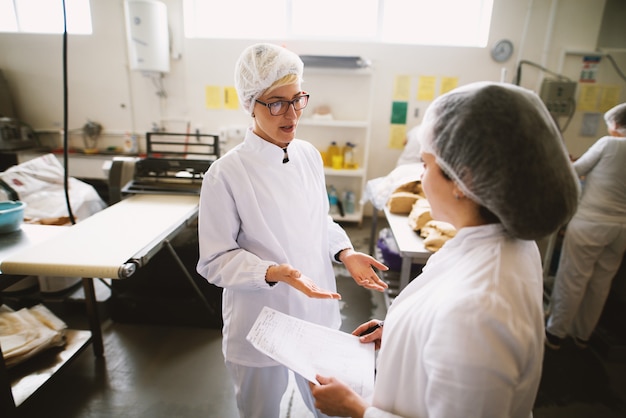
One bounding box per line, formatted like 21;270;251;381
234;43;304;115
419;81;580;240
604;103;626;136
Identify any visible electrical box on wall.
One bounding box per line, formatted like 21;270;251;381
539;79;577;117
124;0;170;73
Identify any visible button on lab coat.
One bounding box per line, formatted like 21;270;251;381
197;129;351;366
367;224;543;418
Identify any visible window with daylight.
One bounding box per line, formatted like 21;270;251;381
183;0;493;47
0;0;92;34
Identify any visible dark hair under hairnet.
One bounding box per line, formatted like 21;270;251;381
419;81;580;241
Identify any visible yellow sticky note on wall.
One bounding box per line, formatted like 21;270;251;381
599;85;621;113
417;76;437;101
205;86;222;109
393;75;411;101
440;77;458;94
577;84;599;112
224;86;239;110
389;124;407;150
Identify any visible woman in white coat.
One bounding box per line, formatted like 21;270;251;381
310;82;580;418
196;43;388;418
546;103;626;349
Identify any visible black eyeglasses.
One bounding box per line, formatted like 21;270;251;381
255;94;310;116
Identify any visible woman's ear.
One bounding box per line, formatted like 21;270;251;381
452;184;465;200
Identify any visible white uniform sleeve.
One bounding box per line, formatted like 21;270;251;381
326;214;353;262
196;166;275;291
573;136;606;177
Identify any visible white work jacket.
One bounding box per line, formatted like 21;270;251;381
366;224;543;418
197;128;351;366
573;135;626;223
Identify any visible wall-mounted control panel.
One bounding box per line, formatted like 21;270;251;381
539;79;577;117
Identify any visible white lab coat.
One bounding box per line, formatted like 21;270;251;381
547;135;626;340
197;128;351;366
365;224;544;418
573;135;626;223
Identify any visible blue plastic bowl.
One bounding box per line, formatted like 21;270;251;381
0;201;26;234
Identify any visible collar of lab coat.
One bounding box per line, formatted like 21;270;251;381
243;128;294;165
435;223;508;253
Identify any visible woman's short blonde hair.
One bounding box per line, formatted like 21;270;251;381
262;74;301;98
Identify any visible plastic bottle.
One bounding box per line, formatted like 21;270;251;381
344;190;356;214
342;142;356;169
327;141;342;169
328;185;339;215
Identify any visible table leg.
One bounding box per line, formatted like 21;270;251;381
369;209;379;256
163;240;218;317
400;257;412;292
82;278;104;357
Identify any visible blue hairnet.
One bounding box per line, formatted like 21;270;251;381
234;43;304;115
419;81;580;240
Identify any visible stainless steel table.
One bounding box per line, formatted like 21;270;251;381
383;207;432;291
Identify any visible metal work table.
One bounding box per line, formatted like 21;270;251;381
0;194;200;416
383;207;432;292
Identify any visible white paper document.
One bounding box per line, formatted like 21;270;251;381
246;306;375;399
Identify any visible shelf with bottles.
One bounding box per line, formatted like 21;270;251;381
327;182;362;223
300;64;373;224
319;137;367;224
323;140;361;169
300;122;367;161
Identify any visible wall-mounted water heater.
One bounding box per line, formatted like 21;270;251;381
124;0;170;73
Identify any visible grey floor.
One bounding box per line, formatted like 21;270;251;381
4;218;626;417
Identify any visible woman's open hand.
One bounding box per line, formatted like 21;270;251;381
339;250;389;292
266;264;341;299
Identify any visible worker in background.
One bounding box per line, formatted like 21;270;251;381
310;82;579;418
546;103;626;350
196;43;388;418
395;125;421;166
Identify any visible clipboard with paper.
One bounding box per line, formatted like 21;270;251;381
246;306;375;400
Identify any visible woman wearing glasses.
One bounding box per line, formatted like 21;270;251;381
196;43;388;418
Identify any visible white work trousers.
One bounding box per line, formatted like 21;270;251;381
225;361;330;418
547;217;626;341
